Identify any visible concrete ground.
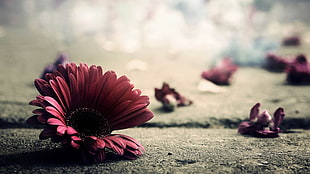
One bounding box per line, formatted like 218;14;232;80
1;128;309;173
0;28;309;173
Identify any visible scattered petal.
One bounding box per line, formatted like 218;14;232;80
286;54;310;85
155;82;192;111
201;58;238;85
238;103;285;138
282;35;301;46
264;53;292;72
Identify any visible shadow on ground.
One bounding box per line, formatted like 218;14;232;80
0;148;129;167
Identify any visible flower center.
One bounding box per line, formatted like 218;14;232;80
66;108;111;138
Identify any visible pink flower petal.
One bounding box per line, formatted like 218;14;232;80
66;126;78;135
56;125;67;135
94;149;106;163
111;108;154;130
103;136;125;155
45;106;65;123
249;103;260;121
55;76;71;109
34;79;53;96
44;96;65;116
26;115;40;124
36;114;50;124
47;118;65;126
49;80;68;112
95;138;105;149
273;107;285;128
115;134;143;148
71;140;80;149
71;135;82;141
32;108;45;114
69;73;79;110
39;128;56;140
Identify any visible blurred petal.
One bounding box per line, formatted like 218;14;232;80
249;103;260;121
273;107;285;129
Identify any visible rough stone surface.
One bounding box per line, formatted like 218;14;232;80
0;27;309;173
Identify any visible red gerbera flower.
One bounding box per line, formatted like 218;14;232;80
27;63;154;163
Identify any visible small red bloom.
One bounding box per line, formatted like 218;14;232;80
28;63;154;163
264;53;291;72
201;58;238;85
41;53;69;80
286;54;310;85
238;103;285;138
155;83;192;111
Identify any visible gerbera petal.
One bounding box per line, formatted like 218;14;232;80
115;134;143;147
94;71;118;108
44;96;65;116
76;65;86;105
55;64;68;81
34;79;54;96
71;139;80;149
26;115;40;124
109;97;149;120
110;107;153;130
101;80;134;112
45;72;57;82
50;80;68;112
123;152;138;160
37;114;50;124
84;66;101;107
95;149;106;163
110;144;125;156
108;134;144;159
29;95;47;107
32;108;45;114
55;76;71;109
39;128;56;140
66;63;78;77
69;73;79;110
66;126;78;135
95;138;106;149
86;142;98;153
45;106;65;123
71;135;82;141
47;118;65;126
57;125;67;135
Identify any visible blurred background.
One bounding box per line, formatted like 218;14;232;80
0;0;310;66
0;0;310;131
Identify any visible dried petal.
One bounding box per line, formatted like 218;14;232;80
155;82;192;111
